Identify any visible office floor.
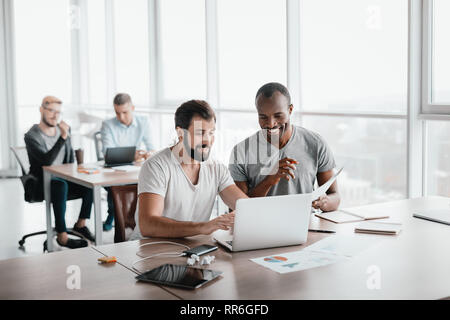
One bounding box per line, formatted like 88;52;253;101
0;178;115;261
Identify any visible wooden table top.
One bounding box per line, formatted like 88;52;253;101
0;246;177;300
43;162;140;187
93;196;450;300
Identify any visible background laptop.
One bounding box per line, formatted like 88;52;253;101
413;209;450;226
104;146;136;168
213;193;312;252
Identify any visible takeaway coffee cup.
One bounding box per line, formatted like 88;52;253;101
75;148;84;165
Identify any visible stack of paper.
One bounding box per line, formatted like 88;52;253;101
354;221;402;235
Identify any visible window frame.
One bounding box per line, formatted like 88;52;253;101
421;0;450;115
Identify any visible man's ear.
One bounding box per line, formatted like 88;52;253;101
175;127;183;141
288;104;294;114
131;104;135;112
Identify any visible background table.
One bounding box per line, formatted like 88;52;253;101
43;163;140;251
93;196;450;300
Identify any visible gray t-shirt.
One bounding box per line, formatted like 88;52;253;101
39;126;66;165
130;147;235;240
228;125;335;196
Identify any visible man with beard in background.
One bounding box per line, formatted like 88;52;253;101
24;96;94;249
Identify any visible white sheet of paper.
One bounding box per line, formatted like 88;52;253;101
112;165;140;172
250;235;379;274
250;250;349;274
302;235;378;257
311;167;343;201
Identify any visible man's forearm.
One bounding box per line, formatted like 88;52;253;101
26;135;66;166
247;177;274;198
140;215;205;238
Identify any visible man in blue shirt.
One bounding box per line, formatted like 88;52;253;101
101;93;156;230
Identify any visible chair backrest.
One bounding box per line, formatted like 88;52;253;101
93;131;104;161
110;184;138;243
10;146;30;176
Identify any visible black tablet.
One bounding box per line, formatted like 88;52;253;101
135;264;223;290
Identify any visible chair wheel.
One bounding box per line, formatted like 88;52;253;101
18;239;25;247
43;240;48;253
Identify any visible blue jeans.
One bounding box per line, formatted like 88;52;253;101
51;177;93;233
105;187;115;225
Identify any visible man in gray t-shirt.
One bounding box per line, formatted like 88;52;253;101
228;82;340;212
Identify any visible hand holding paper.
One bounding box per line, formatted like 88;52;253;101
311;167;343;201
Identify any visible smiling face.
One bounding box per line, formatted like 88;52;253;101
178;115;216;162
256;91;293;144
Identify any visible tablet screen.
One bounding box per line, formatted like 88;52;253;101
135;264;223;289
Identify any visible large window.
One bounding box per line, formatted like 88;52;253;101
87;0;108;105
217;0;286;109
431;0;450;104
299;116;406;207
300;0;408;114
114;0;150;105
426;121;450;197
13;0;72;138
6;0;448;206
158;0;206;102
14;0;72;106
299;0;408;206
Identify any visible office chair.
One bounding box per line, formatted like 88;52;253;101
93;131;104;161
110;184;137;243
10;147;86;252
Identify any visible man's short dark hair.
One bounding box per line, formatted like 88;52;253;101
174;100;216;129
255;82;291;105
113;93;132;106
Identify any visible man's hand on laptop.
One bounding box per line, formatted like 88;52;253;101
200;212;235;235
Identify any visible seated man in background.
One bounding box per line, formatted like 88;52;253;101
130;100;247;240
24;96;94;249
228;82;340;212
100;93;156;231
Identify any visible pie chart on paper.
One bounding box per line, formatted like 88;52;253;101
263;256;288;263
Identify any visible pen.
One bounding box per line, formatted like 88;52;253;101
308;229;336;234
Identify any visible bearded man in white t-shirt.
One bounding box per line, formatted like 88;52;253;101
130;100;248;240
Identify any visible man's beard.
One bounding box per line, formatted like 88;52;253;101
42;116;57;128
182;137;210;162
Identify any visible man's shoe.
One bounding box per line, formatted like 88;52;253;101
73;225;96;243
103;222;113;232
103;213;114;232
56;238;88;249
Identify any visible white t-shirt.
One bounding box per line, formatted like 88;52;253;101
129;147;235;240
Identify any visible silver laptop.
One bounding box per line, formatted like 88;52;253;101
213;193;312;252
413;209;450;226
